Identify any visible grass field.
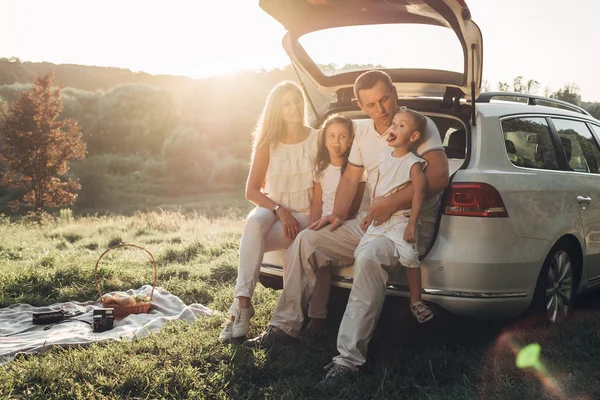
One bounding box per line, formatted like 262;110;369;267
1;208;599;399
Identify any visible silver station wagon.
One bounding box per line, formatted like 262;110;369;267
257;0;600;323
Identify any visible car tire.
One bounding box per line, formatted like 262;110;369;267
529;244;578;324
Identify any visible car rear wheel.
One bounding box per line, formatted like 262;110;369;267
531;245;577;324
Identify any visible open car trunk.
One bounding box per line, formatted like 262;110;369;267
259;0;483;120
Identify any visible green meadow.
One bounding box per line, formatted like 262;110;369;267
0;207;599;399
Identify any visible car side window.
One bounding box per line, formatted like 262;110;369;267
501;117;559;170
552;119;600;174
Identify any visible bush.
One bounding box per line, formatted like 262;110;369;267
211;156;249;188
161;126;215;187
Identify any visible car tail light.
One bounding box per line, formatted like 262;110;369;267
443;183;508;217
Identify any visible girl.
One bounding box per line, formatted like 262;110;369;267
300;114;366;342
220;81;318;342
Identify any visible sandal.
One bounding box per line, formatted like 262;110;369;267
410;301;434;323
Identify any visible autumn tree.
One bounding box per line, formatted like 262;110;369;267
0;72;86;213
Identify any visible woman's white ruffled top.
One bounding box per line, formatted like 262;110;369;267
264;128;318;214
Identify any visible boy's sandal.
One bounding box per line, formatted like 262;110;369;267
410;301;434;324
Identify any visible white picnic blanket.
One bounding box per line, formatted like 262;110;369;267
0;285;213;365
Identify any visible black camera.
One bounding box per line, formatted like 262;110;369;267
93;308;115;332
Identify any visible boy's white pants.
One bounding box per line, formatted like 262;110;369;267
269;211;435;371
229;207;310;315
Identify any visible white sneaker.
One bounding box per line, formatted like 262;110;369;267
218;320;234;341
231;306;255;339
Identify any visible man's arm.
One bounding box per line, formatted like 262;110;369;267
369;150;449;224
310;163;364;231
348;181;366;219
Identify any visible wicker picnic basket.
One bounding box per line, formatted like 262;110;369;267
94;243;157;319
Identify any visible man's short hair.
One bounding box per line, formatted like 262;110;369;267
399;108;427;136
353;70;395;102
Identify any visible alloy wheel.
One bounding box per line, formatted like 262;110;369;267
545;250;573;323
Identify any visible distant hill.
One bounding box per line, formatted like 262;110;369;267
0;57;200;97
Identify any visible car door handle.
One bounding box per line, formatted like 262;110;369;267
576;195;592;204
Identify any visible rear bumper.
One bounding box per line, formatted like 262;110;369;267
259;217;552;319
260;263;529;319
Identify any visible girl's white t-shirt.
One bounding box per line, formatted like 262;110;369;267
315;164;367;217
315;164;342;216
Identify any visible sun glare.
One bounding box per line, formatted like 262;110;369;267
3;0;290;78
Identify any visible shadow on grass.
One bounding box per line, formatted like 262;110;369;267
230;287;600;400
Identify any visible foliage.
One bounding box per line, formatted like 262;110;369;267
92;84;179;154
582;101;600;119
161;125;215;187
497;76;540;94
551;83;582;106
1;62;599;217
0;73;86;212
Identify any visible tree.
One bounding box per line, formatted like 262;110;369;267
551;83;581;106
0;72;86;213
497;76;539;94
497;81;510;92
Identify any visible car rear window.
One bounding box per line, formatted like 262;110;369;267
298;24;464;76
501;117;560;170
551;118;600;174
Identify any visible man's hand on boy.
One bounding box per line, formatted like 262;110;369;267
360;214;373;232
369;197;394;226
404;223;417;243
309;214;345;232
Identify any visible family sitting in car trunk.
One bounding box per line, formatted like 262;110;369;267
219;70;450;386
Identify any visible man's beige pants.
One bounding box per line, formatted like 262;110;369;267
270;211;435;371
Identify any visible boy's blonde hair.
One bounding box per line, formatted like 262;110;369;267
398;108;427;139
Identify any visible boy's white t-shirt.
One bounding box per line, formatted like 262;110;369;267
374;151;427;199
349;117;444;222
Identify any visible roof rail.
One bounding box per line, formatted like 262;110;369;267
477;92;591;116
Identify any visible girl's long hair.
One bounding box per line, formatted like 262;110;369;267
314;114;354;181
252;81;306;160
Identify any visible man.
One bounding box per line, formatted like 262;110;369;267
244;70;449;385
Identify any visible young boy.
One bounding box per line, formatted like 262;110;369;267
357;107;433;323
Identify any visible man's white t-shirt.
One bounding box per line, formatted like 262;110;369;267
348;116;444;223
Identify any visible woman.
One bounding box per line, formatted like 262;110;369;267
220;81;318;341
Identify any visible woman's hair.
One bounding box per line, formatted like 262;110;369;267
252;81;306;159
314;114;354;181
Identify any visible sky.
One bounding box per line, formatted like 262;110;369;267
1;0;599;101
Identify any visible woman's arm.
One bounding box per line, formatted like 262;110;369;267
245;145;278;210
245;144;301;239
310;181;323;224
348;181;366;219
